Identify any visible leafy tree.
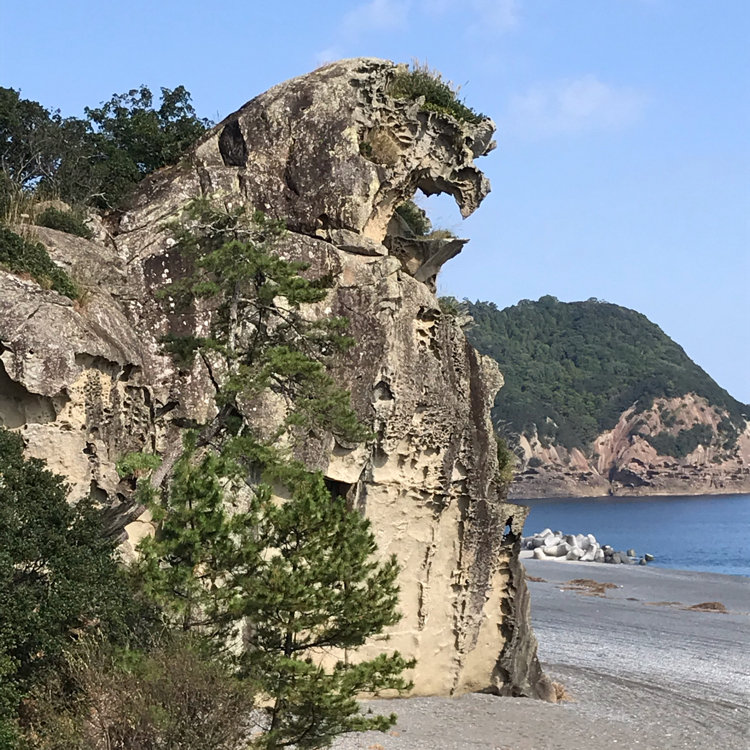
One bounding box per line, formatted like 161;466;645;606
0;87;65;192
0;85;211;211
0;427;137;720
84;85;211;207
464;297;749;451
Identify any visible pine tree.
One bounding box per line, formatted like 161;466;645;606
159;198;368;446
238;472;411;749
136;453;411;749
133;441;262;646
137;199;411;748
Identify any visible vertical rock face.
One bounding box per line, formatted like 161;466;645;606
0;59;550;698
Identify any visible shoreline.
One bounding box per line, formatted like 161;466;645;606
509;483;750;502
332;559;750;750
519;548;750;581
513;490;750;501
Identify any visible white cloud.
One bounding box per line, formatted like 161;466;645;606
341;0;411;37
469;0;519;32
502;75;647;138
420;0;519;33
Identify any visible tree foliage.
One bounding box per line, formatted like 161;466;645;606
644;423;715;459
136;450;411;750
160;198;368;446
83;85;211;208
0;428;137;720
0;85;211;211
464;296;748;450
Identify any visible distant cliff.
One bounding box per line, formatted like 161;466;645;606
0;60;551;699
464;296;750;498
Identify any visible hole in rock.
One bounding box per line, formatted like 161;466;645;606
89;481;109;505
373;380;394;402
323;476;353;502
412;190;463;236
0;360;57;428
502;517;517;544
218;119;248;167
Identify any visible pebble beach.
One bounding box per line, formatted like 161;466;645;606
333;559;750;750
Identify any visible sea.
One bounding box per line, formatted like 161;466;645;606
517;493;750;578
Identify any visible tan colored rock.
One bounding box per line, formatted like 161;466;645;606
0;59;549;699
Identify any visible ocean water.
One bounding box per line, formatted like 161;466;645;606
518;493;750;578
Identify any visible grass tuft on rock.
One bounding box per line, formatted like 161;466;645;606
390;62;485;124
0;224;78;298
36;206;93;239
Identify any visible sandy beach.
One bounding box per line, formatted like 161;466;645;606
333;559;750;750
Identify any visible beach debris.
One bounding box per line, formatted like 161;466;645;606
522;529;655;565
551;680;574;703
645;600;729;614
563;578;619;597
687;601;728;613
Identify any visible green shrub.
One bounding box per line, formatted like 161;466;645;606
395;199;431;236
0;427;137;720
438;296;461;317
36;207;93;239
495;435;516;491
390;63;485;124
645;424;714;458
22;634;253;750
527;456;543;468
115;451;162;479
0;224;78;298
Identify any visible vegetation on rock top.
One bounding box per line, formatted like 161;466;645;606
462;296;748;452
0;84;211;212
0;224;78;298
390;62;485;124
35;206;93;239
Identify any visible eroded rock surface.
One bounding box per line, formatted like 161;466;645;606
0;59;550;698
512;395;750;499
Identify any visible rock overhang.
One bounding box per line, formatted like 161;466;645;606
117;58;495;281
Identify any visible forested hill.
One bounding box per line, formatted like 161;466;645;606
463;296;748;451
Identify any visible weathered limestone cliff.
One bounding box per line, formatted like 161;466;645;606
0;59;551;699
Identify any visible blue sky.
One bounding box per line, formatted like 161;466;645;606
3;0;748;401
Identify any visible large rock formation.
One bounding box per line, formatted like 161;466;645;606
512;395;750;499
0;59;551;699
